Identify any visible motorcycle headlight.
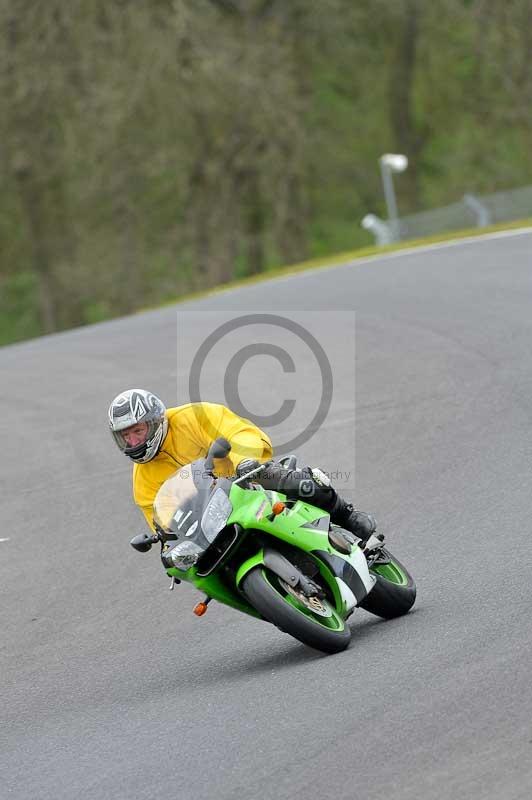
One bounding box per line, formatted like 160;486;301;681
201;488;232;542
169;540;203;571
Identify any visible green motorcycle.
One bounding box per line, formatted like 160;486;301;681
130;438;416;654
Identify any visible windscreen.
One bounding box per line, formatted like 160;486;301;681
153;460;216;538
153;467;195;532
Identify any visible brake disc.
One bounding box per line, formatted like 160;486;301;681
279;580;333;618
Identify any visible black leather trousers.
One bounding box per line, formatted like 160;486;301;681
252;462;376;540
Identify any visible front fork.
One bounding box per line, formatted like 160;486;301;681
236;545;375;619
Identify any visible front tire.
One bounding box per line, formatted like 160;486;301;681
359;548;416;619
242;566;351;654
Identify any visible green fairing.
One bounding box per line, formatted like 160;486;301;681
155;459;415;653
166;481;356;615
229;484;350;611
149;440;416;653
166;567;261;618
234;549;265;588
228;483;330;551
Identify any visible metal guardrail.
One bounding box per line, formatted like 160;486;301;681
362;184;532;245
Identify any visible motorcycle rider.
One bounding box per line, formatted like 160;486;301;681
108;389;377;545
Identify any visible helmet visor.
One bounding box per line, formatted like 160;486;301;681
112;422;151;454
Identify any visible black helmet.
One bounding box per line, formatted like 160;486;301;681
108;389;168;463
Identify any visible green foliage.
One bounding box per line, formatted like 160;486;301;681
0;271;40;345
1;0;532;345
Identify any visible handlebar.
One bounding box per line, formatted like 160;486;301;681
233;462;268;485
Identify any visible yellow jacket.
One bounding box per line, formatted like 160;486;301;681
133;402;273;530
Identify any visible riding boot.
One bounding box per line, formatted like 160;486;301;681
329;496;377;545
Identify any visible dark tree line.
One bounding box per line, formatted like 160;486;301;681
1;0;531;343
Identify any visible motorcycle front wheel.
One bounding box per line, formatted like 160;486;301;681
242;566;351;654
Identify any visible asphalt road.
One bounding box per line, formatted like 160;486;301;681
2;229;532;800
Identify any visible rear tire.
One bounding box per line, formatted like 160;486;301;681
242;566;351;654
359;548;416;619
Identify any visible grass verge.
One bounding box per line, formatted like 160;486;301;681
146;217;532;312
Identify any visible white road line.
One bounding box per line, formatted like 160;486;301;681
0;537;10;542
218;225;532;292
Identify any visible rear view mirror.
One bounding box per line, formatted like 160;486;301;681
210;437;231;460
130;533;154;553
205;437;231;472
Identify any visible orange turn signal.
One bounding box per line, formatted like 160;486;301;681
193;602;209;616
271;501;285;516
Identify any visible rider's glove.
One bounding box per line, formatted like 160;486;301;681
236;459;261;478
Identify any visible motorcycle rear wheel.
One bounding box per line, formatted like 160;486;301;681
242;566;351;654
359;548;416;619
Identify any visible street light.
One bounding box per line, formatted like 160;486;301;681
379;153;408;241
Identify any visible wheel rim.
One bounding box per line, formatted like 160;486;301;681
371;559;409;586
262;569;346;632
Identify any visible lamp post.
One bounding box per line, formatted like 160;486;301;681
379;153;408;241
